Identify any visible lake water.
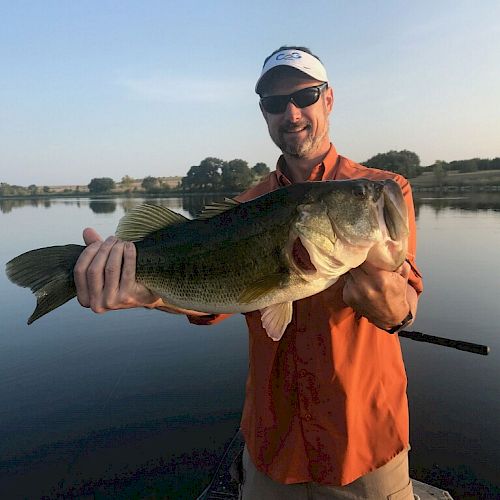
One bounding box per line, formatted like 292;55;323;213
0;194;499;499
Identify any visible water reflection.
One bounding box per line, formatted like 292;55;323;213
0;198;51;213
1;192;500;498
414;192;500;213
89;200;117;214
2;193;500;217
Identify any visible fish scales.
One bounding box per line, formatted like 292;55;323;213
133;190;298;311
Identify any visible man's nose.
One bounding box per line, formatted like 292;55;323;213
283;101;302;121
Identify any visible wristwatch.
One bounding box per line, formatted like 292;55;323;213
384;310;413;334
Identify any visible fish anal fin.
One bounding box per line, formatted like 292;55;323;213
238;273;287;304
260;302;293;341
115;204;189;242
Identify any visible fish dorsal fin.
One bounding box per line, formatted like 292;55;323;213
260;302;293;341
238;273;287;304
196;198;240;220
115;203;189;241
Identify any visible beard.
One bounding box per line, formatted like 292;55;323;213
270;119;329;158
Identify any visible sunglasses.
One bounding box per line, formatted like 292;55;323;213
260;82;328;114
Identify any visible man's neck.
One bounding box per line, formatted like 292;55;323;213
281;144;331;183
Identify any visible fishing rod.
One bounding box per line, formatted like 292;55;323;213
398;330;490;356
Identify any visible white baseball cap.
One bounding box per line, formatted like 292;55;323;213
255;48;329;94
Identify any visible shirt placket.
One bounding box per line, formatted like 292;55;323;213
295;299;314;424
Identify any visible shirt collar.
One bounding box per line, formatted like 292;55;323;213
275;143;339;186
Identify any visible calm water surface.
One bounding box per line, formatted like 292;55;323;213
0;194;499;499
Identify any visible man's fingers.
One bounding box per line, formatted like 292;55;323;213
342;274;357;304
83;227;103;246
120;242;137;289
86;237;118;307
398;260;411;279
103;241;126;303
74;241;103;307
347;266;365;280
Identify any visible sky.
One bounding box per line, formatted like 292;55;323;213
1;0;499;186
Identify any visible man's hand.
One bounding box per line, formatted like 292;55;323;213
343;261;415;330
74;227;207;316
74;228;160;312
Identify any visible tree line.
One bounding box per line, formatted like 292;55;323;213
0;183;52;197
82;152;500;195
363;151;500;179
86;158;270;194
181;157;270;192
2;151;500;197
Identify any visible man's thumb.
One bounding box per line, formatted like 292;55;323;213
82;227;103;246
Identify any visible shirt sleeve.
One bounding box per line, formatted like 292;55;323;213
187;313;232;325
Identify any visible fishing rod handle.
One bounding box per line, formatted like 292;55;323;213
398;330;490;356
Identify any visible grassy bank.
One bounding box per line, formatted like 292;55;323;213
3;170;500;199
410;169;500;191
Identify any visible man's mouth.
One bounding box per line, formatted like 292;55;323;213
282;124;309;134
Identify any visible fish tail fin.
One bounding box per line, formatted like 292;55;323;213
5;244;85;324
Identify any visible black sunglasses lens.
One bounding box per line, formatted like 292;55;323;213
292;87;320;108
261;96;288;114
261;85;324;114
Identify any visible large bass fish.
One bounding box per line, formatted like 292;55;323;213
6;179;408;340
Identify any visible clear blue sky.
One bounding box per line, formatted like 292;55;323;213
1;0;499;185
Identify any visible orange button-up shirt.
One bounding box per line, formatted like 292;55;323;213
189;144;423;486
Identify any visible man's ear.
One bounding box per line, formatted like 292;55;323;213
325;86;334;113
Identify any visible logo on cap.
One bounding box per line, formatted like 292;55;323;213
276;52;302;61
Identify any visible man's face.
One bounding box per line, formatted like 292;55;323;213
260;74;333;159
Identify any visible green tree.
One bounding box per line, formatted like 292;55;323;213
252;162;270;178
88;177;115;194
141;176;160;192
222;159;253;191
28;184;38;195
121;175;134;190
364;150;421;178
459;159;478;173
182;157;224;191
433;161;448;187
159;179;172;192
43;186;51;193
0;183;14;196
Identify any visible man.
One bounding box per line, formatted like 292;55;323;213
74;46;422;499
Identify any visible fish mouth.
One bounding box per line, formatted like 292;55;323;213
381;181;408;241
291;237;316;272
365;180;409;271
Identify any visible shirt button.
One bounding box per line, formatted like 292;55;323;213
303;413;312;421
299;369;307;377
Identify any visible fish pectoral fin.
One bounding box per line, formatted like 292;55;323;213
238;273;288;303
115;204;189;242
260;302;293;341
196;198;240;220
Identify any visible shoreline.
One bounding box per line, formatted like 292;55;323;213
3;178;500;201
0;191;239;201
